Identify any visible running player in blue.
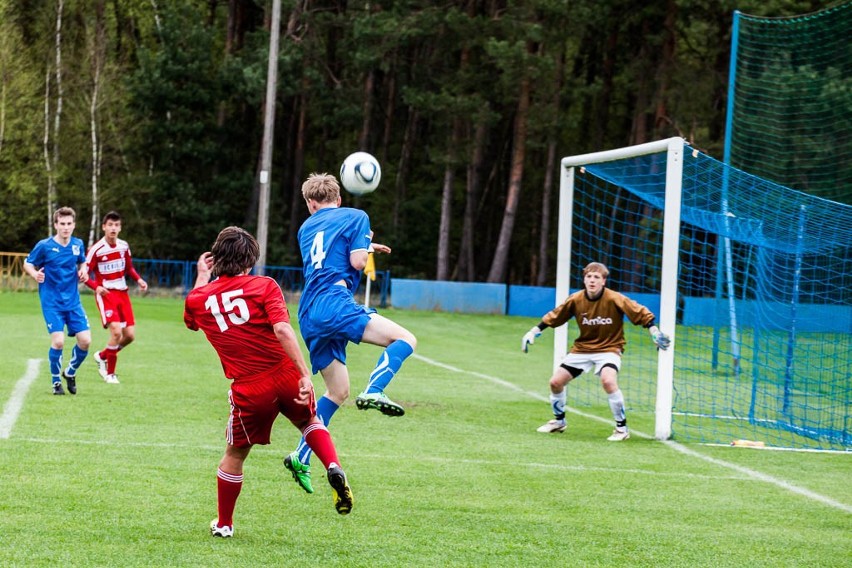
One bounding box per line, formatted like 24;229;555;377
285;172;417;494
23;206;92;395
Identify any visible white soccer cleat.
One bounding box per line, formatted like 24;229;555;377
210;519;233;538
93;352;108;379
536;419;567;433
104;374;120;384
607;429;630;441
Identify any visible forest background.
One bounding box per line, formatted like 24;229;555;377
0;0;840;285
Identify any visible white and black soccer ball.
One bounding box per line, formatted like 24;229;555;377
340;152;381;196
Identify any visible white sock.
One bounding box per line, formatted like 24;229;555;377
550;390;566;421
608;390;626;430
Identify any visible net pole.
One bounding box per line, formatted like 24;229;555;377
654;138;683;440
722;10;741;165
723;213;742;374
783;205;807;414
553;163;574;372
713;10;742;371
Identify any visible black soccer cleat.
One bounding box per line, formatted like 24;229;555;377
327;465;353;515
62;371;77;395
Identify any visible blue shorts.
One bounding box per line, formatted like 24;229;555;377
43;304;90;336
299;286;375;374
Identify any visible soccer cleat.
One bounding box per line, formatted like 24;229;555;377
62;371;77;395
536;419;566;433
355;392;405;417
52;381;66;395
607;429;630;441
284;452;314;494
326;464;353;515
104;374;120;384
93;351;108;379
209;519;233;538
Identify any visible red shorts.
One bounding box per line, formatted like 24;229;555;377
95;289;135;328
225;365;316;448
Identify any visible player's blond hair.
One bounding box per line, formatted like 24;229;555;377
583;262;609;279
301;172;340;204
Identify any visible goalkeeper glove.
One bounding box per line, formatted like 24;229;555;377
649;326;671;350
522;326;542;353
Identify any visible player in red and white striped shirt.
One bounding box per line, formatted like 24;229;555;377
85;211;148;384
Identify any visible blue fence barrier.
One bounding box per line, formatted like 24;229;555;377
391;279;507;314
133;258;390;307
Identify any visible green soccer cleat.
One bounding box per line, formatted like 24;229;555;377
327;464;353;515
284;452;314;494
354;392;405;417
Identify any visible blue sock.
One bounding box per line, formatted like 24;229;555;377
49;347;63;384
364;340;414;394
296;395;340;466
66;345;88;376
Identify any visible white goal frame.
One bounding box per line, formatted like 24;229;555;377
556;137;684;440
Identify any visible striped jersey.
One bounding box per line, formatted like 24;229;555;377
85;237;141;291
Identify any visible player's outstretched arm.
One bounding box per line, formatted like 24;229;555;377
522;324;544;353
648;325;671;350
273;321;313;401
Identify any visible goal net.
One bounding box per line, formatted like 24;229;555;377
725;2;852;203
556;137;851;451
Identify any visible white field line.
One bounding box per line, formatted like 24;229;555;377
4;355;849;512
0;359;40;439
413;353;852;514
6;437;745;482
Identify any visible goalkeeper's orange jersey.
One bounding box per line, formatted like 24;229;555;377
541;288;655;354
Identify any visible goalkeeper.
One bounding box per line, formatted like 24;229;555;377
521;262;670;441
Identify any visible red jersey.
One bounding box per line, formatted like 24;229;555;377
86;237;142;291
183;274;298;381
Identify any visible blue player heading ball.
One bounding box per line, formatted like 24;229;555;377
284;172;417;494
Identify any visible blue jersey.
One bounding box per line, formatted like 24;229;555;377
297;207;372;319
26;236;87;311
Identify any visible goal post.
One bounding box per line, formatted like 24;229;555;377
557;137;683;440
554;137;852;452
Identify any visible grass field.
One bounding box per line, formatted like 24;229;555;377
1;291;849;567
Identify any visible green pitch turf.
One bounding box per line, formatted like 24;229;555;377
1;292;849;567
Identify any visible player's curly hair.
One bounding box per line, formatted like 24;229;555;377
301;172;340;204
211;226;259;277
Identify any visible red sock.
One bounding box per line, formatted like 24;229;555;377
106;346;119;374
303;422;341;469
216;468;243;528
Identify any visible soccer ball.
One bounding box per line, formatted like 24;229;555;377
340;152;381;196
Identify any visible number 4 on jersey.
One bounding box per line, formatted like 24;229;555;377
310;231;326;269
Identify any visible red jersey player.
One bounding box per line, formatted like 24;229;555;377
184;226;353;538
86;211;148;384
